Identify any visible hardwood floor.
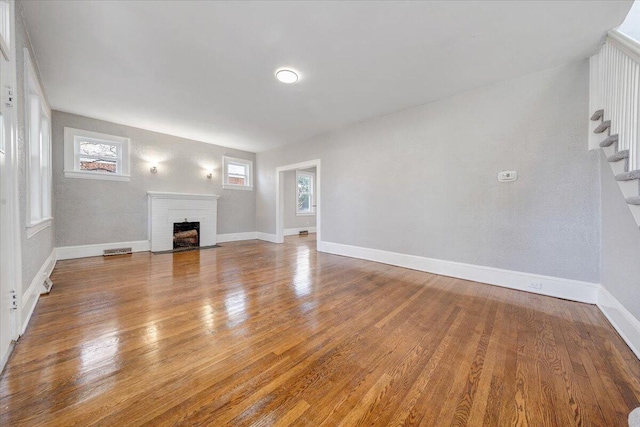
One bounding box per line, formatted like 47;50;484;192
1;235;639;426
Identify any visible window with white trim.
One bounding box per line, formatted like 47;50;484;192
64;127;130;181
0;1;11;61
24;47;52;237
296;170;315;216
223;156;253;190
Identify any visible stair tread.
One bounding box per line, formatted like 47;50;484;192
627;196;640;205
607;150;629;162
590;109;604;121
599;134;618;147
616;170;640;181
594;120;611;134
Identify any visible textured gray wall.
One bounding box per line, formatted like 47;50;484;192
52;111;256;247
284;167;316;230
257;61;601;283
600;153;640;320
16;1;54;296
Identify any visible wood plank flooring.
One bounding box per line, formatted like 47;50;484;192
1;235;639;426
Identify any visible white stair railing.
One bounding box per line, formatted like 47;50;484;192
591;30;640;171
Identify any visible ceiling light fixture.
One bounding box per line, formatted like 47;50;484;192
276;69;299;84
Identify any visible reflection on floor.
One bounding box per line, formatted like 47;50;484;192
1;235;639;426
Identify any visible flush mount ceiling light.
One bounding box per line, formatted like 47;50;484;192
276;69;299;84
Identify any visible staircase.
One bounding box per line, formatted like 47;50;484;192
592;110;640;206
589;29;640;226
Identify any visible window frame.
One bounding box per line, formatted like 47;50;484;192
0;0;10;60
63;127;130;182
24;47;52;238
222;156;253;191
296;170;315;216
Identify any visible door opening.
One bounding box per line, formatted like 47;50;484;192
275;159;321;247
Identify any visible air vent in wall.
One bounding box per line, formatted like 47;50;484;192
103;247;133;256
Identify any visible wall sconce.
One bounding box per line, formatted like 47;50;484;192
150;165;158;173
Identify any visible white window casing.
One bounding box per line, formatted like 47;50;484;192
24;47;52;238
63;127;130;182
222;156;253;190
296;170;315;216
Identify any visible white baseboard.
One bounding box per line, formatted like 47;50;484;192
284;227;317;236
216;232;258;243
597;286;640;359
317;241;599;304
21;250;56;335
56;240;150;260
256;232;278;243
318;240;640;359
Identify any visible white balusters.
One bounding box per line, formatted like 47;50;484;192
594;31;640;170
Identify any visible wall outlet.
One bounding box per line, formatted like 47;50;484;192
529;282;543;290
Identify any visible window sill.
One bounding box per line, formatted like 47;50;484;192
26;218;52;239
223;184;253;191
296;212;316;217
64;170;130;182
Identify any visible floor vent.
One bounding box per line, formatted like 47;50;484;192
103;247;133;256
41;278;53;294
299;230;309;236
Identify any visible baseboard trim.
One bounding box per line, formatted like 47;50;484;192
256;232;278;243
21;250;56;335
217;232;258;243
597;286;640;359
318;240;640;359
317;241;599;304
56;240;150;260
284;227;317;236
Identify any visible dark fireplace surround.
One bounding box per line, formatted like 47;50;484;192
173;221;200;249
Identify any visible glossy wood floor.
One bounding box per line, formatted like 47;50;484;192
1;236;639;426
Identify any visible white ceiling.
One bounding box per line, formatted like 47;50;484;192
22;1;633;153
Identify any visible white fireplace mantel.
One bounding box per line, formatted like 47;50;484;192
148;192;221;252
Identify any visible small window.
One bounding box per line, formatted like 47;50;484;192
296;171;315;216
64;127;130;181
223;156;253;190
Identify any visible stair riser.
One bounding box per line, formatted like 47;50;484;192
604;147;627;175
590;109;604;121
594;120;611;134
616;170;640;182
618;180;640;198
629;204;640;226
599;134;618;148
607;149;629;163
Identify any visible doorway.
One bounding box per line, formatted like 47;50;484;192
275;159;321;246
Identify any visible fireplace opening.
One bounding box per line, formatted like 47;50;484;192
173;221;200;249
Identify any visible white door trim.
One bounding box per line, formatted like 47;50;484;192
7;0;21;342
0;0;23;372
275;159;321;246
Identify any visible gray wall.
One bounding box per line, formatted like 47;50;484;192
284;167;316;230
16;1;54;297
52;111;256;247
600;153;640;320
257;61;601;283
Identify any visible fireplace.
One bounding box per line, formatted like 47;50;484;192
173;222;200;249
147;192;220;252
